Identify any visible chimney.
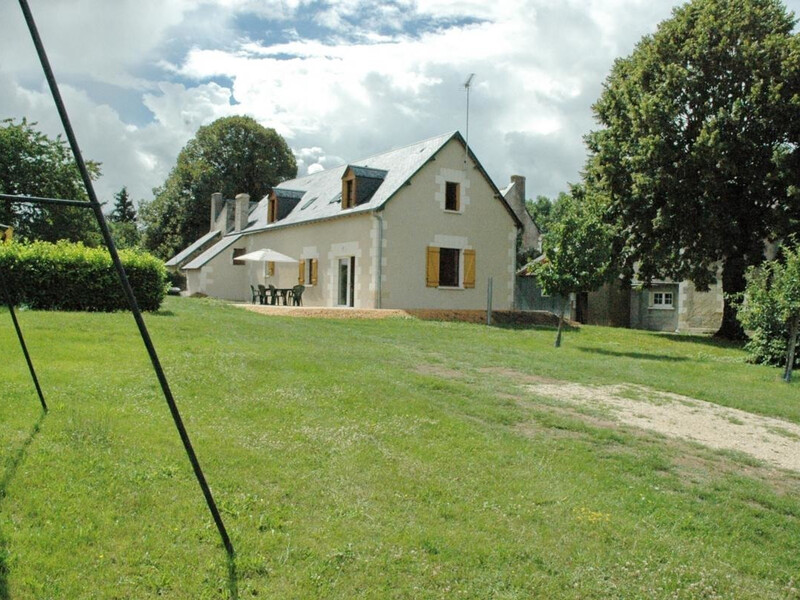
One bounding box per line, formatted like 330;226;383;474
234;193;250;232
210;192;223;232
510;175;526;205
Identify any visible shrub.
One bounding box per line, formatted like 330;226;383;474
738;243;800;371
0;241;167;311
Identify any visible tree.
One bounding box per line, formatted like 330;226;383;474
110;186;136;223
738;240;800;381
532;192;614;347
140;116;297;259
107;186;141;249
0;117;102;245
526;192;572;234
583;0;800;339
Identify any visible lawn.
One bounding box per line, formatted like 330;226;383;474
1;298;799;599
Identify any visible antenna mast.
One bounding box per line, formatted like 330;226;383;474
463;73;475;170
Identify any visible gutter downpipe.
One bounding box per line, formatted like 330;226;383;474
374;210;384;309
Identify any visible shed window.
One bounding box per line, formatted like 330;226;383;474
651;291;674;308
445;181;460;211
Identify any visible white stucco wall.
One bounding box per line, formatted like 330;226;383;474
230;214;375;307
379;139;518;310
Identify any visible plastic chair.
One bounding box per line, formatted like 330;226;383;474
257;284;268;305
291;285;305;306
250;285;259;304
268;284;279;305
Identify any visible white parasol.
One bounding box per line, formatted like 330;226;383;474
237;248;298;263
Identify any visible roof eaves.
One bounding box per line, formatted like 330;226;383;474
183;233;243;270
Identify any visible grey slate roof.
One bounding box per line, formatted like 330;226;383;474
183;233;243;270
165;229;220;267
242;131;457;233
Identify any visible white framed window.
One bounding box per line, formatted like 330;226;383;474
651;291;674;309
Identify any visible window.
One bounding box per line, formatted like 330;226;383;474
439;248;460;287
268;194;278;223
445;181;460;211
425;247;475;288
298;258;318;285
342;176;356;209
232;248;246;266
652;291;674;308
265;261;275;277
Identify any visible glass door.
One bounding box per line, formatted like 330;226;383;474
338;258;350;306
337;257;355;307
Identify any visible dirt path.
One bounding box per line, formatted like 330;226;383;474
526;382;800;472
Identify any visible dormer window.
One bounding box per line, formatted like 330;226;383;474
445;181;460;211
341;165;387;211
343;175;357;209
268;188;305;224
268;193;278;223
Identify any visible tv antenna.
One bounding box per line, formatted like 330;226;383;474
463;73;475;169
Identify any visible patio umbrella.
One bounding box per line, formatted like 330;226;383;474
237;248;298;263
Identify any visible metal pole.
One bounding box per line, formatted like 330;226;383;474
1;273;47;412
18;0;233;556
1;193;94;208
487;277;493;325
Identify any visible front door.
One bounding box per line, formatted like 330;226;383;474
338;257;355;307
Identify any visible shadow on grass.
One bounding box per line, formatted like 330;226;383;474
227;553;238;600
576;347;690;362
150;310;176;317
0;411;47;600
647;331;745;349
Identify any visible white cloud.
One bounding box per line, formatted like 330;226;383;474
2;0;798;212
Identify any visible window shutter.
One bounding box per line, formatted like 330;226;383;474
268;261;275;277
463;249;476;288
311;259;318;285
298;261;305;284
426;246;440;287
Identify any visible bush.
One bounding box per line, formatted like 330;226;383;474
738;245;800;369
0;241;168;311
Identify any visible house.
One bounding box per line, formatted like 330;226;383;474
168;131;523;309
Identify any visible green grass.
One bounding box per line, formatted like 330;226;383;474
1;298;799;599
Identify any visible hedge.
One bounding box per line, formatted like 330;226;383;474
0;241;168;311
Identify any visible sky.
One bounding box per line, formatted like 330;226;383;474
2;0;799;209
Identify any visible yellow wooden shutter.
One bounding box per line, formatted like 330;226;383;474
311;259;318;285
463;249;476;288
298;261;305;284
268;261;275;277
426;246;440;287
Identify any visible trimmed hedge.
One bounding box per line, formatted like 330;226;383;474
0;241;168;311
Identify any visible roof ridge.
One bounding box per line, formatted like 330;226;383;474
352;130;457;165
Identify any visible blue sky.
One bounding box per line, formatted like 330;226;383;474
2;0;798;207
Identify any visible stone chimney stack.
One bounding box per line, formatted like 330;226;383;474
234;193;250;232
210;192;223;232
510;175;526;204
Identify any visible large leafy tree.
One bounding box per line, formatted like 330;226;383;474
141;116;297;259
0;117;102;245
584;0;800;339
